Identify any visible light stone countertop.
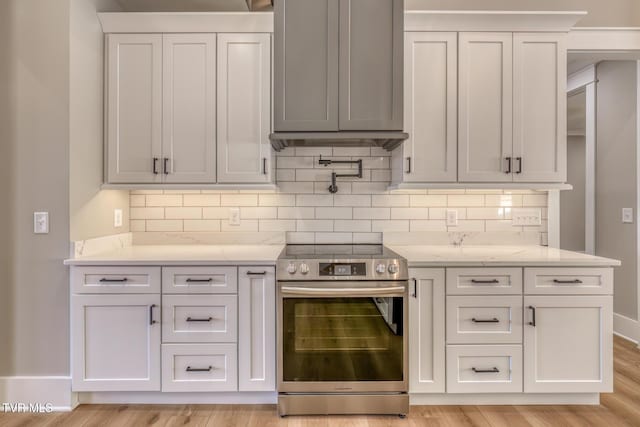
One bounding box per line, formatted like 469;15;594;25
64;244;285;266
387;245;621;267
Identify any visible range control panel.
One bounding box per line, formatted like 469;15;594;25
319;262;366;276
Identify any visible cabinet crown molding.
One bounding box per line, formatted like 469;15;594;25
404;11;587;32
98;10;586;34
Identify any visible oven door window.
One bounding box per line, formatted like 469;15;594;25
282;297;404;382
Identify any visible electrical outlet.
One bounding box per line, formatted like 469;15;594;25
446;209;458;226
229;208;241;226
512;208;542;226
114;209;123;227
34;212;49;234
622;208;634;224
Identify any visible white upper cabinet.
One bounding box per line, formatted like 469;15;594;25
105;31;272;186
396;32;457;183
458;32;513;183
106;34;162;184
512;33;567;182
217;34;272;183
162;34;217;183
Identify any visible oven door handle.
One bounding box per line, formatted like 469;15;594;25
280;286;406;297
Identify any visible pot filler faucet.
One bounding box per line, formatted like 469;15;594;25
318;155;363;193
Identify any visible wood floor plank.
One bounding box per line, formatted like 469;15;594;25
1;337;639;427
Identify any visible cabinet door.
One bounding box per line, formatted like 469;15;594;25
217;33;272;183
408;268;446;393
106;34;162;183
162;34;217;183
513;33;567;182
71;294;161;391
339;0;403;130
273;0;339;131
238;267;276;391
400;32;457;182
458;33;513;182
523;295;613;393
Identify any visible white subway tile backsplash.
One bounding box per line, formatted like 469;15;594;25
315;207;353;219
183;194;221;207
129;154;548;242
354;208;390;220
296;219;333;232
184;219;221;232
145;194;182;207
220;194;258;206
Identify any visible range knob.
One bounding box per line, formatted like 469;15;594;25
286;262;297;274
388;263;399;274
375;263;387;274
299;262;310;275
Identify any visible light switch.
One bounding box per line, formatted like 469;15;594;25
622;208;634;224
114;209;123;227
229;208;241;226
446;209;458;226
34;212;49;234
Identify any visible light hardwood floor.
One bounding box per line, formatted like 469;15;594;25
1;336;638;427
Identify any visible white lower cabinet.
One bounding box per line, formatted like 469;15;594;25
162;294;238;343
161;344;238;392
446;296;523;344
238;267;276;391
71;294;161;391
523;295;613;393
408;268;446;393
446;345;523;393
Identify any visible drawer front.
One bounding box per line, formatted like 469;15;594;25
446;345;523;393
524;268;613;295
446;268;522;295
162;295;237;343
71;266;161;294
162;344;237;392
162;267;238;294
446;296;523;344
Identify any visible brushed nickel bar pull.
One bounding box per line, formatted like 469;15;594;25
263;158;268;175
516;157;522;174
163;158;170;175
412;278;417;299
153;157;159;175
505;157;512;174
406;157;411;174
247;271;267;276
186;278;213;283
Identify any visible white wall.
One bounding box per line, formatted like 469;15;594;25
70;0;129;242
596;61;638;321
0;0;70;375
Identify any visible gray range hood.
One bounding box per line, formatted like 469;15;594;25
270;0;406;152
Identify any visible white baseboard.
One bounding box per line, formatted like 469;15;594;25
410;393;600;405
0;376;73;412
78;391;277;405
613;312;640;344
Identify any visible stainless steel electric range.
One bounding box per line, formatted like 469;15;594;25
276;244;409;417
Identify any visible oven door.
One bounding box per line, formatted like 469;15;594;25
277;281;408;393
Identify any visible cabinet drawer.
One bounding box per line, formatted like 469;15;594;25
161;344;237;392
162;267;237;294
162;295;237;343
446;268;522;295
446;296;523;344
524;268;613;295
446;345;523;393
71;266;161;294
